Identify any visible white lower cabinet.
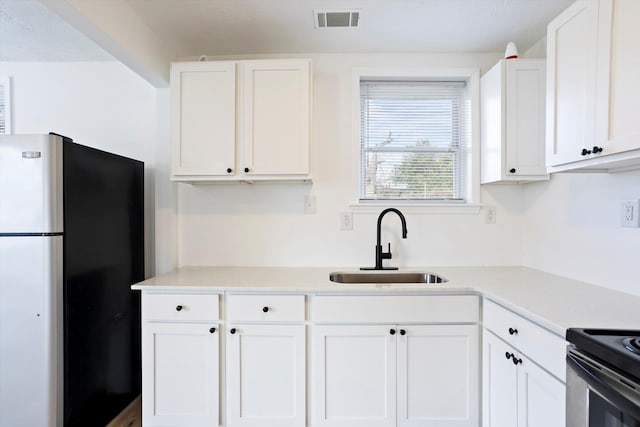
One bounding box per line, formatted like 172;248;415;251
482;331;565;427
226;324;306;427
397;325;479;427
141;293;221;427
142;322;220;427
225;294;306;427
312;324;479;427
482;299;566;427
312;325;396;427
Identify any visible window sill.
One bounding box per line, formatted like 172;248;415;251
349;201;482;215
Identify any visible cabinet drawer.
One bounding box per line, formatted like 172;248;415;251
226;294;305;322
143;293;220;322
312;295;479;323
484;299;566;380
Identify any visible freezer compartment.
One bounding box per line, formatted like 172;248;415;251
0;134;63;233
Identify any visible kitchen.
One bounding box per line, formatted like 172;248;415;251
0;0;639;426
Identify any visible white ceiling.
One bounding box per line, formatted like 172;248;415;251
0;0;575;62
0;0;113;61
122;0;573;56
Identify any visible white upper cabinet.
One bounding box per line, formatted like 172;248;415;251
594;0;640;158
241;60;311;178
547;0;640;172
171;61;237;178
481;59;548;183
170;59;312;182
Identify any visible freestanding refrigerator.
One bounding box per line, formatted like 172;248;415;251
0;133;144;426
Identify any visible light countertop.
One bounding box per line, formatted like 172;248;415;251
132;266;640;337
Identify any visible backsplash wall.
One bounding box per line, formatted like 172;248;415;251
522;171;640;297
176;52;527;268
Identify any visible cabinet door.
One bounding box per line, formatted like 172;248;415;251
595;0;640;155
226;324;305;427
141;322;219;427
517;355;565;427
241;59;310;176
397;325;479;427
482;331;518;427
546;0;599;166
171;61;236;177
312;325;396;427
505;60;547;177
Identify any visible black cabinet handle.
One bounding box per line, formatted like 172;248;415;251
209;327;216;334
593;146;603;153
508;327;518;335
505;352;512;360
509;168;516;174
262;306;269;313
400;329;406;336
244;167;250;173
176;305;183;312
230;328;237;335
581;149;592;156
390;329;396;335
512;357;522;366
226;168;233;173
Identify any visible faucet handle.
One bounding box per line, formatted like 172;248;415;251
381;242;392;260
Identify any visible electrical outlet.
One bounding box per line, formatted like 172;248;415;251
621;200;640;227
340;212;353;230
485;206;496;224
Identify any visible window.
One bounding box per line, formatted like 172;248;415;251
353;68;479;210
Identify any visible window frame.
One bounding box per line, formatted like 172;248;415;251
351;67;481;214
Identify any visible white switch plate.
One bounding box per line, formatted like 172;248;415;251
304;195;316;214
621;200;640;227
485;206;496;224
340;212;353;230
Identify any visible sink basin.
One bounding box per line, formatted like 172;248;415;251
329;271;448;284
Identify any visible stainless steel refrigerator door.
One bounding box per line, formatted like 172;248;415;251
0;235;63;427
0;134;63;233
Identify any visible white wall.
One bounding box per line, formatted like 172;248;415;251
176;52;529;268
522;172;640;296
1;61;158;275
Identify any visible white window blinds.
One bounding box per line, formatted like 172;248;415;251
360;80;466;201
0;77;10;135
0;80;6;134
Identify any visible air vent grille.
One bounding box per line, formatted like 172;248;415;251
314;10;360;28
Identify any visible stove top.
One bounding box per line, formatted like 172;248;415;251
566;329;640;382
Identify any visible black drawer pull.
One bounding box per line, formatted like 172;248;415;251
508;327;518;335
230;328;237;335
176;305;183;312
262;306;269;313
209;327;216;334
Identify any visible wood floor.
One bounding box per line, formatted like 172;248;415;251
105;396;142;427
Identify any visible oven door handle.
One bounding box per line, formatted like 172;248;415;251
567;353;640;421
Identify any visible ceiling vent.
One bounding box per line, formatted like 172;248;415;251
314;10;360;29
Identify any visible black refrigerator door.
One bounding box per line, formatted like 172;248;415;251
62;141;144;427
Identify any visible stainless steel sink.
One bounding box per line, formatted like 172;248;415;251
329;271;448;284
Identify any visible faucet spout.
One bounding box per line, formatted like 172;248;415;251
376;208;407;246
361;208;408;271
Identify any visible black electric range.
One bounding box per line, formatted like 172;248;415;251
566;328;640;382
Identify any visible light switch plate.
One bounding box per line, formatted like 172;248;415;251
304;195;316;214
340;212;353;230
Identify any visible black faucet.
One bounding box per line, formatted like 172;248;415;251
361;208;408;270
